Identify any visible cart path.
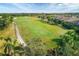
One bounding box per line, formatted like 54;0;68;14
13;22;27;47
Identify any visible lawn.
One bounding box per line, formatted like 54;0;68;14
15;16;68;48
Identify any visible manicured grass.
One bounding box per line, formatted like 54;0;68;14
15;16;68;48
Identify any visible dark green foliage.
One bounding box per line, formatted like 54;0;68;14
0;15;13;30
53;31;79;56
0;19;7;29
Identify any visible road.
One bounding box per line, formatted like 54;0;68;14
13;22;27;47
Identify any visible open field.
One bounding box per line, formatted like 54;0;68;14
15;16;69;48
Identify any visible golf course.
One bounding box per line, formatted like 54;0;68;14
15;16;68;48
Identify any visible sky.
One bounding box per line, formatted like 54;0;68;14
0;3;79;13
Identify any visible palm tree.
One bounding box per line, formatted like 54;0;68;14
0;37;25;56
0;37;13;55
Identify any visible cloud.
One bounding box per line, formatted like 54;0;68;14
46;3;79;12
0;3;79;13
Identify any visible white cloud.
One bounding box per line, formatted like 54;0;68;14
0;3;79;13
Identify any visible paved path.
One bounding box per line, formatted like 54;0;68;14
13;22;27;47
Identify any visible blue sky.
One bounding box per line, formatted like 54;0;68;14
0;3;79;13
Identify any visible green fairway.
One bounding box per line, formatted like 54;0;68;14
15;16;68;48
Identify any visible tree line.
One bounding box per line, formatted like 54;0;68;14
39;15;79;34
